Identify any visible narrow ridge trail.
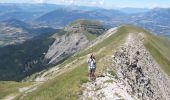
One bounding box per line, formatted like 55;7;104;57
79;33;137;100
79;33;170;100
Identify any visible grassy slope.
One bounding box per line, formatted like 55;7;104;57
17;26;149;100
0;81;32;99
144;31;170;76
69;19;101;27
83;30;97;41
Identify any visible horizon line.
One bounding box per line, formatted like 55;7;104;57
0;2;169;9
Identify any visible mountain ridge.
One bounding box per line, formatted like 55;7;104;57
10;25;170;100
0;25;170;100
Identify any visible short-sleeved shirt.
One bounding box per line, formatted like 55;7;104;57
87;58;96;69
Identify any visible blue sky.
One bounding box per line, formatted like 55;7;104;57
0;0;170;8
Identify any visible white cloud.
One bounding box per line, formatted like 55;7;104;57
0;0;170;8
150;4;159;9
35;0;45;3
41;0;105;6
99;0;105;5
47;0;76;5
0;0;104;7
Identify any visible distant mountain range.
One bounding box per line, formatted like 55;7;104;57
0;3;169;37
118;7;149;14
0;3;62;21
118;8;170;37
35;8;112;27
0;3;169;47
32;6;170;37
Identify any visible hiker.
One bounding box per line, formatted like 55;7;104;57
87;54;96;81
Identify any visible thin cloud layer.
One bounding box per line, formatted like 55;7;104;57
0;0;170;8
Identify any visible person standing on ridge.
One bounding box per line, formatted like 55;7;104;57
87;54;96;81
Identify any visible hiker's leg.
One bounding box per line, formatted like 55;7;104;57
89;69;92;81
88;69;91;81
92;71;94;77
88;69;90;77
92;68;96;80
91;70;95;80
88;72;91;81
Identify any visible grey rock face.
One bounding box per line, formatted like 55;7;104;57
45;21;106;64
79;73;137;100
45;32;89;64
64;22;106;36
112;33;170;100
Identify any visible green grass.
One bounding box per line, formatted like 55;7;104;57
144;32;170;76
84;31;97;41
69;19;101;26
0;81;32;99
16;63;88;100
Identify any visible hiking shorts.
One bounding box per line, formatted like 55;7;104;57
89;67;96;73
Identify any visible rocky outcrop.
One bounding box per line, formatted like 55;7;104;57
79;73;137;100
112;33;170;100
45;32;89;64
64;21;106;36
45;20;106;64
